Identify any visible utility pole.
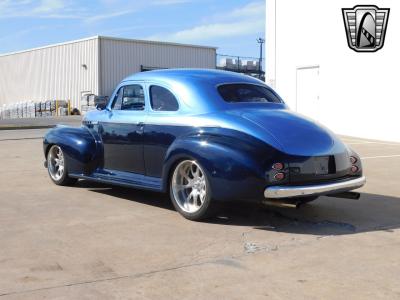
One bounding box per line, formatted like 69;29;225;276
256;37;265;79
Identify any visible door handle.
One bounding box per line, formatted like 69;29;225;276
136;122;145;134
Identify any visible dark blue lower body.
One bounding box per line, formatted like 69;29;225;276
43;124;362;203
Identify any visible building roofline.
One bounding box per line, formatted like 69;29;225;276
0;35;217;58
0;36;99;58
98;35;217;50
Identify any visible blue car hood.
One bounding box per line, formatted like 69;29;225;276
229;108;347;156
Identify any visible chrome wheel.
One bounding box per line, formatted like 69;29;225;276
48;145;65;182
172;160;208;213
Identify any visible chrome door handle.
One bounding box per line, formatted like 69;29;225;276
136;122;145;134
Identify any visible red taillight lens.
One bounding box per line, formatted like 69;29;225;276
274;172;285;180
350;156;357;164
272;162;284;170
351;165;359;173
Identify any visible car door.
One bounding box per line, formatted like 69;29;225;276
98;83;147;174
144;84;186;178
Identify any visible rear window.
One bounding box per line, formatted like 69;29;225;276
218;84;282;104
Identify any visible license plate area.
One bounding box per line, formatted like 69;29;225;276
313;156;330;175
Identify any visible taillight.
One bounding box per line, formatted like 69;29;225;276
350;156;357;164
267;162;287;182
350;156;360;173
351;165;359;173
274;172;285;180
272;162;284;170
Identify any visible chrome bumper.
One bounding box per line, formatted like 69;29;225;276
264;176;366;199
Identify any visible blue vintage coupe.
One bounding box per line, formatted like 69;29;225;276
44;69;366;220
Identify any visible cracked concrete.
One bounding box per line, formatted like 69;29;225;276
0;130;399;299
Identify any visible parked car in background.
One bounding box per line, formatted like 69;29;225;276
43;69;365;220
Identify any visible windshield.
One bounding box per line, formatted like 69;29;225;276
218;84;283;104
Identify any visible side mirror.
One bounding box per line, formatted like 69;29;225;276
96;103;107;111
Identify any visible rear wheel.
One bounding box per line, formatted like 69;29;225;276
47;145;77;186
170;160;215;221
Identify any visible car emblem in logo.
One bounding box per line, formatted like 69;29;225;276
342;5;390;52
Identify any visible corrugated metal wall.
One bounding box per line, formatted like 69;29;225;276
100;37;216;97
0;36;216;110
0;38;99;109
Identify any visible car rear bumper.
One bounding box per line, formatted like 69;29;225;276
264;176;366;199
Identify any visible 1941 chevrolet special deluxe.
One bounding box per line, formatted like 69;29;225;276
43;69;366;220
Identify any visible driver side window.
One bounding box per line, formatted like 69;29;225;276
112;85;145;111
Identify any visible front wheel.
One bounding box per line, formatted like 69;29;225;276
170;160;215;221
47;145;78;186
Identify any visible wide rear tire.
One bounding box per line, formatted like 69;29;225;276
169;159;216;221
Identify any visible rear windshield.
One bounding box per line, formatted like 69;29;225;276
218;84;282;104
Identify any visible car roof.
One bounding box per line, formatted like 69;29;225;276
122;68;264;86
121;69;269;114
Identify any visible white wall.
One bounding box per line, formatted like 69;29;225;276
0;37;99;109
266;0;400;142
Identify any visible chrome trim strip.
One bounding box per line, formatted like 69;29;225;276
95;121;221;127
264;176;366;199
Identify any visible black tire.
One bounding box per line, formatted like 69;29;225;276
47;145;78;186
169;159;217;221
70;108;81;115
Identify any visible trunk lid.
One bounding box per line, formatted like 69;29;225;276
230;107;346;156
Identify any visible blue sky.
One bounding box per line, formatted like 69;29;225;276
0;0;265;62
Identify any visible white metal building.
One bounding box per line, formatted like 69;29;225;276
0;36;216;109
266;0;400;142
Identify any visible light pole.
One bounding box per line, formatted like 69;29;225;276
256;37;265;79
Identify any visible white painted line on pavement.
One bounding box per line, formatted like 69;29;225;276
361;155;400;160
347;141;400;146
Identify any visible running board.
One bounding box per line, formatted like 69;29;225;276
69;171;163;192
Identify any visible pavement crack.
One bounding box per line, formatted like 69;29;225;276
0;255;246;297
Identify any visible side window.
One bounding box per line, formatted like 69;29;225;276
111;87;123;110
111;85;145;111
150;85;179;112
122;85;145;111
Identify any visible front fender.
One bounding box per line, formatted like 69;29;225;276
43;126;101;174
162;128;282;201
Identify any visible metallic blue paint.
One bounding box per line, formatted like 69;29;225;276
43;69;363;202
43;125;101;175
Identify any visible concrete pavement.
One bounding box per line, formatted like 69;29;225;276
0;116;81;130
0;130;399;299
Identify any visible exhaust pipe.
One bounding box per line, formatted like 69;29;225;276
262;199;299;209
326;192;360;200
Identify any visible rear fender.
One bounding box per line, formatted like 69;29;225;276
43;126;101;175
162;129;281;201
